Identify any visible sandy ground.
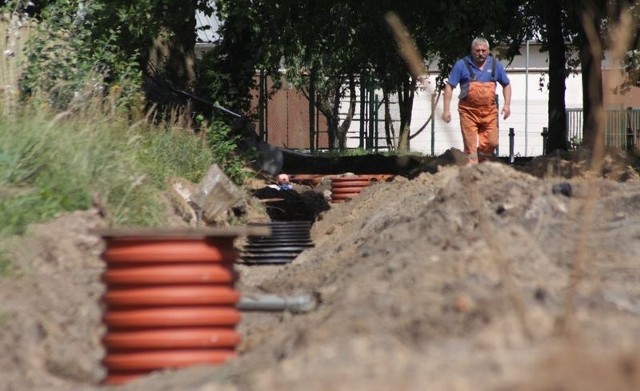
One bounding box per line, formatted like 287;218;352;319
2;149;640;391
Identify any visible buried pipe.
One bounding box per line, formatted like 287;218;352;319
330;174;395;203
237;293;317;313
93;226;269;386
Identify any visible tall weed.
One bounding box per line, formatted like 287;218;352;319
0;112;136;234
0;106;238;236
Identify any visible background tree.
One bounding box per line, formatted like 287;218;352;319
516;0;635;154
576;0;605;154
203;0;527;152
278;2;364;150
204;0;632;155
196;0;264;119
10;0;215;113
619;2;640;91
542;0;570;152
12;0;639;157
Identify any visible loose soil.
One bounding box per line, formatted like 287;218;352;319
2;148;640;391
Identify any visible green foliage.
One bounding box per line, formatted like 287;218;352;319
5;0;222;115
136;128;213;188
0;112;137;234
0;1;259;237
197;48;252;116
196;0;262;116
0;104;245;236
207;0;530;152
205;119;252;185
0;99;255;237
622;49;640;93
17;1;143;111
568;135;584;150
0;113;94;235
135;117;252;188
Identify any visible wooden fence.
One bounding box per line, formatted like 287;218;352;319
0;14;35;116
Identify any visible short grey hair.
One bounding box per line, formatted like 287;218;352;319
471;37;490;50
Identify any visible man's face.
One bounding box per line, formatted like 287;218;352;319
471;44;489;63
277;174;290;185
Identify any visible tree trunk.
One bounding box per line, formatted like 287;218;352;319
202;1;260;116
542;0;568;152
314;85;335;150
308;66;316;152
145;5;198;90
578;1;604;154
396;79;414;152
337;75;357;150
318;92;338;150
325;111;338;151
383;92;396;150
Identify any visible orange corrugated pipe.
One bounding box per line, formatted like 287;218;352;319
97;231;246;385
289;174;325;187
330;174;394;203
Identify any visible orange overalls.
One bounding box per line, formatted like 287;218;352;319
458;60;498;165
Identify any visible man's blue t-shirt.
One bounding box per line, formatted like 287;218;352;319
447;55;510;99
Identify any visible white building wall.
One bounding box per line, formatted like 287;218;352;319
345;43;585;157
196;6;220;43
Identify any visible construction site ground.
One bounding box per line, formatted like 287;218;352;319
2;148;640;391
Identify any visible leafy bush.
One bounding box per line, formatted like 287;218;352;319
0;111;138;234
205;119;253;185
16;1;143;111
0;2;256;236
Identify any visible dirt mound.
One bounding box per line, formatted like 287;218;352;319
0;210;106;391
229;162;640;390
1;153;640;391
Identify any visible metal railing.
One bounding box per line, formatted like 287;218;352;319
566;108;640;150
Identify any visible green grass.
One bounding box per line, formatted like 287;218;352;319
0;107;239;236
0;255;12;277
0;242;17;278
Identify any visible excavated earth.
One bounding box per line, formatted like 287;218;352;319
2;149;640;391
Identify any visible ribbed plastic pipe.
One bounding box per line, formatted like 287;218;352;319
289;174;325;187
95;227;268;386
330;175;394;203
240;221;314;264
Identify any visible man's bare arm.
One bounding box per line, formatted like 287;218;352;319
442;84;453;123
501;83;512;120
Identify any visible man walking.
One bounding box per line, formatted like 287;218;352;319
442;38;511;165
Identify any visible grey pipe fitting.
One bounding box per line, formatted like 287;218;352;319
237;293;317;313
